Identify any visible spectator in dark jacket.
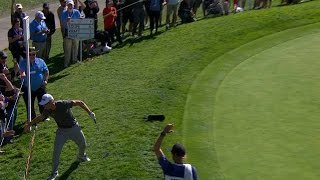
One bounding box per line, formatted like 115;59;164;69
178;0;195;24
42;2;56;61
7;18;25;76
83;0;100;36
11;2;27;28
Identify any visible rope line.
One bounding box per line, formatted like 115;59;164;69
0;78;24;147
24;128;36;180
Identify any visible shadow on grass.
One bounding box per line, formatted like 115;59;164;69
46;53;66;76
58;161;80;180
127;31;165;47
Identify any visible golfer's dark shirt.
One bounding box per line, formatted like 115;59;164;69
42;100;77;128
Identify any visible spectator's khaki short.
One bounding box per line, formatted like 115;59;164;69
167;4;178;15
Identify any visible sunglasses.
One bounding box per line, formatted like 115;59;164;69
29;53;36;56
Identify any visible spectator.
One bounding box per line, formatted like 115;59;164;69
113;0;122;38
148;0;164;35
154;124;198;179
121;0;134;37
103;0;122;49
74;0;87;12
192;0;202;18
61;0;82;67
144;0;151;28
0;51;18;144
30;11;50;61
24;94;96;180
165;0;179;29
7;18;25;76
11;1;27;28
178;0;195;24
0;121;15;154
19;47;49;120
132;0;145;37
42;3;56;61
57;0;67;38
83;0;100;36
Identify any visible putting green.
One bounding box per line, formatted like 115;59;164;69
183;23;320;180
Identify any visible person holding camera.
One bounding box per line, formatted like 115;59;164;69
30;11;50;61
7;18;26;76
83;0;100;36
24;94;96;180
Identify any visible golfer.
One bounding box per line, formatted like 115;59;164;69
24;94;96;180
154;124;198;180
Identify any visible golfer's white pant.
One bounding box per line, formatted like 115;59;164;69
52;124;86;173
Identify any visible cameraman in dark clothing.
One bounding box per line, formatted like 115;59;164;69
42;3;56;61
83;0;100;36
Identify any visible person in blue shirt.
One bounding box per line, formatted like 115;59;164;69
60;0;82;68
19;47;49;120
148;0;165;35
154;124;198;180
30;11;50;61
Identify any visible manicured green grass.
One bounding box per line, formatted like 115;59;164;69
184;22;320;179
0;1;320;179
213;29;320;180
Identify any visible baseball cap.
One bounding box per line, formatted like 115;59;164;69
0;51;7;59
16;3;23;9
43;2;50;8
66;0;75;5
39;94;54;105
171;143;186;157
35;11;46;20
29;47;39;53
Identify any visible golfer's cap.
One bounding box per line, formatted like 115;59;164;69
35;11;46;20
16;3;23;9
39;94;54;105
0;51;7;59
171;143;186;157
43;2;50;8
66;0;75;5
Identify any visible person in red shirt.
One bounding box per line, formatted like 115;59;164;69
103;0;122;49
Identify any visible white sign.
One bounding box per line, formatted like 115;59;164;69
68;19;94;40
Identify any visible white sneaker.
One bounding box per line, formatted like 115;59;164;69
47;171;58;180
105;45;112;50
103;45;112;52
45;118;50;121
78;154;91;162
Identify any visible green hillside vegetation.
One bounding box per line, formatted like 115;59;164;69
0;0;320;179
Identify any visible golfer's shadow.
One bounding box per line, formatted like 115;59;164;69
58;161;80;180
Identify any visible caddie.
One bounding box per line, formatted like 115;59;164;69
24;93;96;180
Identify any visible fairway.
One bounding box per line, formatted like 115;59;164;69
183;23;320;179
